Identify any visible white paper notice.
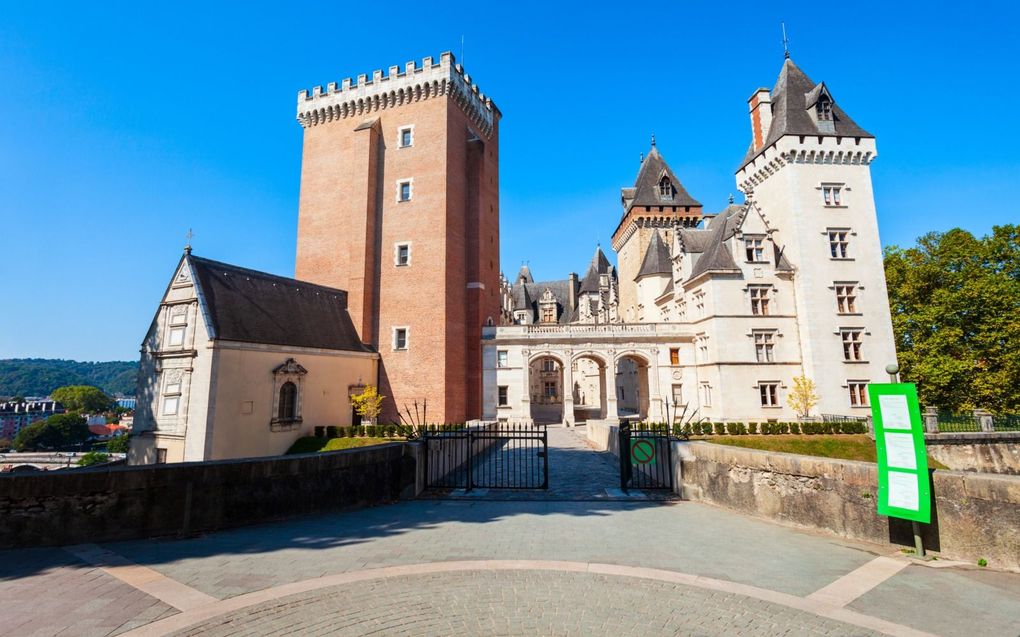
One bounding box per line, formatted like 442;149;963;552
884;432;918;470
887;471;920;511
879;394;911;430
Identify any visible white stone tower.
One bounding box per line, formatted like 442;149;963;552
735;57;898;416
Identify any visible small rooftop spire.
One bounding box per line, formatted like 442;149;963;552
781;22;790;59
651;133;656;147
184;228;195;255
729;193;734;204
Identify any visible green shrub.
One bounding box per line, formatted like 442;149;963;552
788;422;800;435
314;426;325;438
747;422;758;435
726;422;745;435
77;451;110;467
326;426;338;438
713;422;726;435
106;433;130;454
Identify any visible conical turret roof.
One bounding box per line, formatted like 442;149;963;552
635;231;672;281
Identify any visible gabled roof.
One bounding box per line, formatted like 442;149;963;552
622;146;701;213
509;279;575;325
186;254;371;353
579;246;614;293
635;231;672;281
740;58;873;169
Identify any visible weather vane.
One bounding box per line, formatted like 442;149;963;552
185;228;195;253
781;22;790;59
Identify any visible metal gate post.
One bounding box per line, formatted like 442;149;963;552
466;429;474;492
619;422;631;492
542;425;549;489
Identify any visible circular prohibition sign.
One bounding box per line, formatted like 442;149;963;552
630;438;656;465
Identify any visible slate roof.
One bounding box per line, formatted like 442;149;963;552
635;231;672;280
186;254;371;353
515;263;535;284
509;279;576;325
579;246;614;293
623;146;701;213
740;58;874;169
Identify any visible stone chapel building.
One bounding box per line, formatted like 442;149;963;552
482;57;897;425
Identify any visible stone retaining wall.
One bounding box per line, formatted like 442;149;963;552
0;442;416;549
924;432;1020;475
585;423;1020;571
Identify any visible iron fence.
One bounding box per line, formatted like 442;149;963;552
422;423;548;491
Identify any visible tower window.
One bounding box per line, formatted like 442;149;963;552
398;126;413;148
669;348;680;365
835;283;858;313
744;236;765;262
816;98;833;121
828;229;850;258
397;180;413;202
822;184;843;206
753;331;775;362
395;243;411;266
848;381;869;406
658;176;673;199
841;329;864;361
749;286;771;315
497;350;508;368
700;382;713;407
497;386;509;406
393;327;408;350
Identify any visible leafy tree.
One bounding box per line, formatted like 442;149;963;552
0;437;12;451
51;385;113;413
884;225;1020;412
350;385;385;424
13;413;89;451
0;358;138;397
77;451;110;467
106;433;130;454
787;375;819;419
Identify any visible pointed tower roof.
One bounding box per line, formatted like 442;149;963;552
635;231;672;281
579;246;613;293
516;263;535;284
622;146;701;213
740;58;873;168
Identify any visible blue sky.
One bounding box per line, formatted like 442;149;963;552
1;1;1018;361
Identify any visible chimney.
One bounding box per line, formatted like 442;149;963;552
568;272;578;312
748;88;773;152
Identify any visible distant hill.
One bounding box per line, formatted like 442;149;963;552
0;359;139;397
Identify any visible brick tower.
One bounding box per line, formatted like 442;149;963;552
294;52;501;423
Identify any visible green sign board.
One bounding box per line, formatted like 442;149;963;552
868;383;930;524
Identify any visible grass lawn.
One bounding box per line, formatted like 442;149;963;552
286;436;402;455
694;434;948;469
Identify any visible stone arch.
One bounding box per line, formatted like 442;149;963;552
614;352;651;421
571;352;608;422
528;353;565;424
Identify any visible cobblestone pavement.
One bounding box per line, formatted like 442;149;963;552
167;570;882;637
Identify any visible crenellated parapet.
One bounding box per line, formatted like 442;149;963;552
736;136;876;194
296;51;499;138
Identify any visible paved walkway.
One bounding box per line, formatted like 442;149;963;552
3;426;1020;636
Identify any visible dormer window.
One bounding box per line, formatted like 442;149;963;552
816;98;833;121
658;176;673;200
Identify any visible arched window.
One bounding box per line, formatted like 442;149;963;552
658;176;672;198
278;381;297;421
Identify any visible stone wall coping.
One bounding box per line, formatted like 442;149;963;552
924;431;1020;444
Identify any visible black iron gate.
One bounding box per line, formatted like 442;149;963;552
423;423;548;491
618;421;674;491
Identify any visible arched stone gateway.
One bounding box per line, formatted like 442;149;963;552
483;324;686;425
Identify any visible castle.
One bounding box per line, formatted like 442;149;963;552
130;51;898;463
484;56;897;424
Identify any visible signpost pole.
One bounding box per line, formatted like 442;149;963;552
886;364;925;558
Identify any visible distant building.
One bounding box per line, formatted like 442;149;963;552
0;401;64;440
116;398;137;409
129;251;379;464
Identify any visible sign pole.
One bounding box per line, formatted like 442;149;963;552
888;366;926;558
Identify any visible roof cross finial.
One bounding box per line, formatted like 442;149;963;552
639;152;644;163
651;133;656;147
729;193;734;204
781;22;790;59
184;228;195;254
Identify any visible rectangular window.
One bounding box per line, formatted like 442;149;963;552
822;184;843;206
497;385;509;407
759;382;779;407
841;329;863;361
544;381;557;398
497;350;508;368
168;327;185;347
156;448;167;464
700;382;712;407
848;382;869;406
749;286;771;315
398;126;413;148
671;384;683;407
162;396;179;416
541;305;556;323
169;310;187;326
164;382;182;396
541;359;556;372
694;292;706;318
395;243;410;266
677;299;687;321
397;180;412;202
828;230;849;258
393;328;408;350
744;236;765;262
753;331;775;363
669;348;680;365
696;335;709;362
835;283;858;313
